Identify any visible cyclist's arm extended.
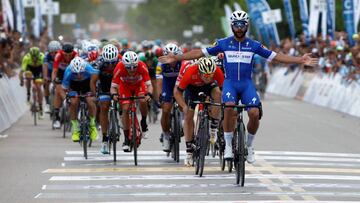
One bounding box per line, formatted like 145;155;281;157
174;49;204;61
173;86;186;109
272;53;302;64
90;74;98;96
145;80;153;95
43;63;48;80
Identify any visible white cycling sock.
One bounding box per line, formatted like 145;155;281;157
224;132;233;147
247;133;255;147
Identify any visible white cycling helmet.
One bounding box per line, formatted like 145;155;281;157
197;57;216;74
48;40;61;52
122;51;139;68
102;44;119;62
70;57;86;73
230;10;249;23
163;43;182;55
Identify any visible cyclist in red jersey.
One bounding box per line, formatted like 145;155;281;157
110;51;153;152
51;43;77;129
174;57;224;166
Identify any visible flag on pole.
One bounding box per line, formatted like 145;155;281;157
283;0;296;40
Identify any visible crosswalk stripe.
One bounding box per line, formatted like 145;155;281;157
41;182;360;190
63;155;360;163
49;174;360;181
65;150;360;158
34;191;360;199
42;166;360;174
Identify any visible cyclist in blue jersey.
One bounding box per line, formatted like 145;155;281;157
43;40;61;112
157;43;186;152
159;10;318;164
62;57;100;142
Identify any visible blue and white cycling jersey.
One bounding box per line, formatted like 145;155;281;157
44;52;55;76
202;36;276;81
202;36;277;105
62;63;99;89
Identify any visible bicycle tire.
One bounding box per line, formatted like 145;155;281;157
110;110;118;162
198;118;209;177
227;160;233;173
132;111;138;166
62;108;67;138
236;122;246;186
33;108;37;126
173;109;180;162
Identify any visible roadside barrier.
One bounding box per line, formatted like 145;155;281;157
0;74;27;132
267;67;360;118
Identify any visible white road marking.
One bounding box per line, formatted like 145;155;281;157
0;134;8;138
41;182;360;190
63;155;360;163
266;161;360;168
65;150;360;158
49;174;360;181
64;156;217;161
33;191;360;199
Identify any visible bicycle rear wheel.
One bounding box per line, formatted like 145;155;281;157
236;122;246;186
32;104;37;126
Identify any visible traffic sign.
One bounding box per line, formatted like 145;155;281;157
41;1;60;15
23;0;35;7
61;13;76;24
262;9;282;24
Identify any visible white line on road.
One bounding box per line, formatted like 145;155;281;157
49;174;360;181
41;182;360;190
64;156;216;161
65;150;360;158
34;191;360;199
0;134;8;138
63;155;360;163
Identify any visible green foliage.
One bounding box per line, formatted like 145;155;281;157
126;0;350;42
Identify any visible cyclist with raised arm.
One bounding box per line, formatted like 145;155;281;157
174;57;224;166
110;51;153;152
159;10;318;164
43;41;62;112
156;43;187;152
90;44;120;154
20;47;45;119
62;57;99;142
52;43;77;129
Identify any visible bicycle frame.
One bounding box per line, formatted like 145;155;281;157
118;95;145;166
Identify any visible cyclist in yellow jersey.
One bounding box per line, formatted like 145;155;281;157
19;47;45;118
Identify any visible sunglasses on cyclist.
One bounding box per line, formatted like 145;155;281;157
201;73;214;79
104;61;118;66
125;64;138;71
231;21;248;29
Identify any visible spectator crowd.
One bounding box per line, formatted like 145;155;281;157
275;32;360;86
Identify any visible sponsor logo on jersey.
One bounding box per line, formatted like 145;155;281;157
225;51;253;64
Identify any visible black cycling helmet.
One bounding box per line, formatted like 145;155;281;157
62;43;74;53
145;50;155;59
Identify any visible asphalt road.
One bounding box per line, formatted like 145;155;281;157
1;94;360;203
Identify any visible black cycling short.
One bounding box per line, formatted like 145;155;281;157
69;78;91;95
55;69;65;83
99;73;112;93
148;67;156;80
184;82;218;109
28;65;43;80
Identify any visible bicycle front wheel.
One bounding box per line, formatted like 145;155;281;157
131;112;138;166
236;122;246;186
197;120;209;177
